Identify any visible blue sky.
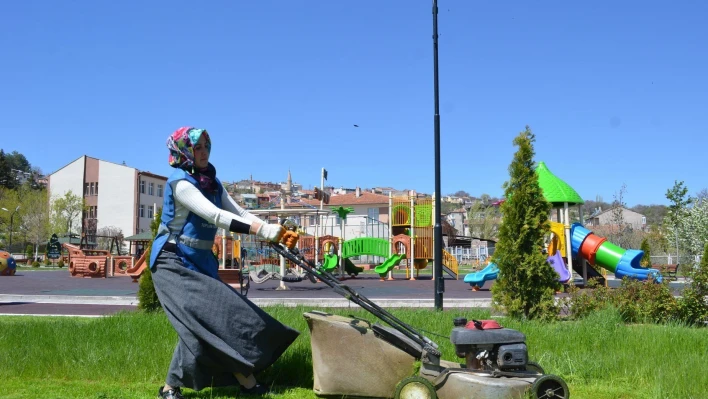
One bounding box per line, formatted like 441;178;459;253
2;0;706;206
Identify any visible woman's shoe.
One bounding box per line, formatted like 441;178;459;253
158;386;184;399
240;382;268;395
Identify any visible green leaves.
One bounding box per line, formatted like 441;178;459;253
491;126;559;320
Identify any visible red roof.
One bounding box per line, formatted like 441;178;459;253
299;191;389;206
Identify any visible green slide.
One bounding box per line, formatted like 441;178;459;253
322;253;339;272
374;253;406;276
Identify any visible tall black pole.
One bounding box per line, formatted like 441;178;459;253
432;0;444;310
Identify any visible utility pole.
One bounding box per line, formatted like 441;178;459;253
432;0;444;310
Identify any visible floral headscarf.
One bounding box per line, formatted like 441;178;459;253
167;127;211;171
167;127;218;193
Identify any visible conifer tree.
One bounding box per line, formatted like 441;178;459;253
639;238;652;267
137;207;163;312
491;127;560;320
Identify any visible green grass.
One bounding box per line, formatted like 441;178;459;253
0;306;706;398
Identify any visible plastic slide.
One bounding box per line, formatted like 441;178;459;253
322;253;339;272
570;223;662;283
127;251;148;282
547;250;571;283
374;253;405;276
463;262;499;288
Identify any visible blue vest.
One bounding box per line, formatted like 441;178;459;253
150;169;223;279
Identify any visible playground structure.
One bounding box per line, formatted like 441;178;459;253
464;161;662;289
213;191;462;291
0;250;17;276
389;195;459;280
63;243;134;278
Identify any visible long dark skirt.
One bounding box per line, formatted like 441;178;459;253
152;250;300;390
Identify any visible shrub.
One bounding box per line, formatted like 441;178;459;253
137;243;162;313
491;127;559;321
137;207;162;313
57;260;65;268
32;261;40;268
44;257;51;266
677;242;708;325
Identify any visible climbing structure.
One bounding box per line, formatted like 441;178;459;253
389;195;458;279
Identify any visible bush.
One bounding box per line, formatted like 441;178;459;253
57;260;65;268
563;267;707;325
677;242;708;325
137;206;162;313
44;257;51;266
32;261;40;268
137;243;162;313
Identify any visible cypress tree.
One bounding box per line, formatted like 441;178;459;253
137;207;163;312
491;127;560;320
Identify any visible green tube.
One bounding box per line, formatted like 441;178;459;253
594;242;626;273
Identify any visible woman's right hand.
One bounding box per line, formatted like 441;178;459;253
254;223;286;243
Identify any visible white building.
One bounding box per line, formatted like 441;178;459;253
48;156;168;247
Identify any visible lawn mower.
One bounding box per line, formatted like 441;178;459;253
269;223;569;399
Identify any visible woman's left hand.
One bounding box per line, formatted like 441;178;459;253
281;230;299;249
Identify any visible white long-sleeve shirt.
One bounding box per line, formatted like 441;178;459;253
166;180;264;237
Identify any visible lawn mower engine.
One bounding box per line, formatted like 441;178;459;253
451;317;529;372
443;317;569;399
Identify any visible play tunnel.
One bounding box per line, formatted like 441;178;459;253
570;223;662;282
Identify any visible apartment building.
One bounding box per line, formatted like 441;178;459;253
48;156;168;242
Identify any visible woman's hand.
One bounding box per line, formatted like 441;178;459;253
252;222;286;243
281;230;299;249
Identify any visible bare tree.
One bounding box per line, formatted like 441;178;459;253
96;226;125;252
608;184;632;248
467;200;501;240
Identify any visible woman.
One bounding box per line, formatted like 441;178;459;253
149;127;300;399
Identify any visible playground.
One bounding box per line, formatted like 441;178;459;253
464;161;666;291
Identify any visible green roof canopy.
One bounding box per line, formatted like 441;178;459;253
124;231;155;241
535;161;584;206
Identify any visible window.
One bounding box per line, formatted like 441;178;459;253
89;182;94;196
148;206;154;219
158;184;163;197
367;207;379;221
140;204;145;218
84;183;89;196
149;182;154;196
95;182;98;196
641;216;647;225
140;180;145;194
309;215;316;226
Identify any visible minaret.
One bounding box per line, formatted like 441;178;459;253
284;169;293;204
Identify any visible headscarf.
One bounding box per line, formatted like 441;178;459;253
167;127;218;193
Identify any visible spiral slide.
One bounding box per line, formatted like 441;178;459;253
570;223;662;283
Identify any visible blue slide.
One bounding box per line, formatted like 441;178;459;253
464;262;499;289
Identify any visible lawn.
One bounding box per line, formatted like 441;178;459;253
0;306;706;399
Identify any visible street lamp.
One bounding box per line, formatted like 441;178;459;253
1;205;20;251
432;0;444;310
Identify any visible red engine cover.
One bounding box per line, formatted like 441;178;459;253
465;319;502;330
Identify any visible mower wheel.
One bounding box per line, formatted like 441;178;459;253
531;374;569;399
394;376;437;399
526;361;546;374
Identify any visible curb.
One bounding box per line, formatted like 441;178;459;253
0;294;492;309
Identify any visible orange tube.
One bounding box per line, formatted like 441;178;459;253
579;233;607;266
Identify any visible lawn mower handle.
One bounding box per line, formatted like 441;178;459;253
267;240;441;358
